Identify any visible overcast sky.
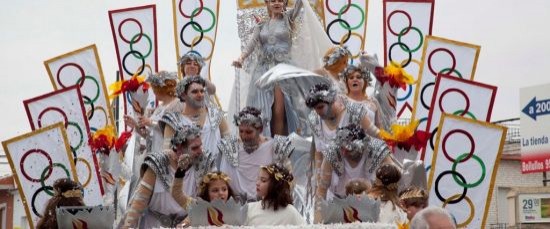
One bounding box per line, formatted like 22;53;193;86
1;0;549;143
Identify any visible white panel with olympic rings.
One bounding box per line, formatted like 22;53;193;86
1;123;78;227
23;86;104;206
427;114;506;228
422;74;497;169
383;0;433;118
412;35;480;131
44;44;115;134
322;0;368;60
173;0;220;80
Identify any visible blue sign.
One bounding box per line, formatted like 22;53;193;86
522;97;550;121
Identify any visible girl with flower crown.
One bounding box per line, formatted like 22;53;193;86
36;178;85;229
245;163;305;226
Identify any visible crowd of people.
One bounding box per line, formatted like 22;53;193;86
36;0;458;228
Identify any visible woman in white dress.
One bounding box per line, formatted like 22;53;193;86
367;164;408;224
246;163;306;226
340;65;384;129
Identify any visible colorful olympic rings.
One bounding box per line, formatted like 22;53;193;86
118;18;143;43
179;0;204;18
37;107;68;128
442;129;475;163
20;149;53;182
438;88;470;116
428;48;456;76
326;19;351;45
434;170;467;204
56;63;85;88
190;7;216;33
40;163;71;196
452;153;486;188
76;76;100;104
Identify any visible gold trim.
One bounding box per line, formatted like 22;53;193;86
172;0;181;77
92;44;117;130
2;122;78;229
426;113;507;228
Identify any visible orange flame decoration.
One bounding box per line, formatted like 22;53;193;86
108;74;149;99
374;62;415;90
379;119;430;152
72;219;88;229
397;221;410;229
207;207;224;226
342;206;361;223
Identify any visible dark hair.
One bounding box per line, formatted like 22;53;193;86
175;76;206;102
234;106;264;130
345;178;370;196
305;83;335;108
261;163;294;211
36;178;85;229
368;164;402;209
399;186;428;208
197;171;235;202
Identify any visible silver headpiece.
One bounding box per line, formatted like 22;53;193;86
175;75;206;100
334;124;369;159
178;51;205;69
233;106;264;128
146;71;178;87
339;65;372;85
305;83;338;108
171;124;202;148
323;46;351;67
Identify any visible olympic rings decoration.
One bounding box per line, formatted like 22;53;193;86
339;32;364;59
434;170;468;204
453;109;477;120
76;76;100;104
337;4;365;31
130;33;152;59
37;107;68;128
326;19;351;45
71;147;78;165
118;18;143;44
87;106;109;131
67;122;84;151
326;0;351;15
442;194;475;227
82;96;94;121
442;129;475;163
397;85;413;102
428;48;456;76
190;35;215;60
417;117;428;130
452;153;486;188
77;158;92;187
190;7;216;33
420;82;435;110
387;10;412;36
20;149;53;182
438;88;470;116
56;63;85;89
32;186;53;217
179;0;204;18
398;26;423;53
122;50;145;76
388;42;412;68
135;64;154;77
40;163;71;196
181;21;204;47
439;68;463;78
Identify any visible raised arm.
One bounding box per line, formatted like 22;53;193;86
288;0;303;22
233;25;261;68
171;167;195;210
122;168;156;228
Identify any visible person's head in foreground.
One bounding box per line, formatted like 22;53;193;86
368;163;402;209
36;178;85;229
410;206;456;229
399;186;429;221
197;171;235;202
178;51;205;77
345;178;371;197
305;83;339;120
234;106;264;153
256;163;294;211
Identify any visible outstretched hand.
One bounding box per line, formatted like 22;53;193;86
232;59;243;68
